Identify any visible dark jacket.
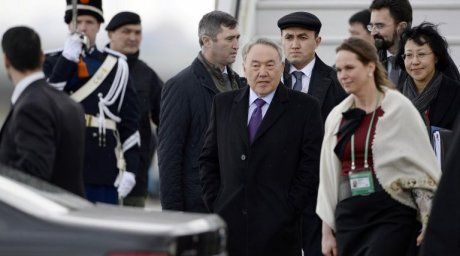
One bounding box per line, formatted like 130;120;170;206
158;57;245;212
283;55;346;255
126;51;163;197
421;113;460;255
0;78;85;196
427;74;460;129
44;48;140;186
200;85;324;256
283;56;347;122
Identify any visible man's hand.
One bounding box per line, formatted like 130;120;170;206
114;171;136;198
62;33;83;63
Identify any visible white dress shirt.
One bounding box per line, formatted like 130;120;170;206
11;71;45;105
247;87;276;124
290;58;316;93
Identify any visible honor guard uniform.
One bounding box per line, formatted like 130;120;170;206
43;0;140;204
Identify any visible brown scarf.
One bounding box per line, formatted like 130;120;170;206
197;52;238;92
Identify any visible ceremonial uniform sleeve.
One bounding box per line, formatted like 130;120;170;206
118;76;141;176
44;55;77;90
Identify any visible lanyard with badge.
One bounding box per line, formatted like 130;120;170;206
349;92;380;196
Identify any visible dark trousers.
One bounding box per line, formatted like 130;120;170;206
85;184;118;204
335;191;420;256
302;208;323;256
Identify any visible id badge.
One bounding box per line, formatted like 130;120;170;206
349;169;375;196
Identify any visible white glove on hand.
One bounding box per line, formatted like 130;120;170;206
114;171;136;198
62;33;83;63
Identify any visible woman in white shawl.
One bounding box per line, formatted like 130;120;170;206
318;37;441;256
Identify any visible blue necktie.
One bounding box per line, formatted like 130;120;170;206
292;71;303;91
248;98;266;144
388;56;399;85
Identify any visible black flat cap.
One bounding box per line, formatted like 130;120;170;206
106;11;141;31
277;11;322;33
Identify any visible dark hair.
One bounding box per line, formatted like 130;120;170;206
2;26;42;71
396;22;450;72
198;10;238;46
369;0;412;26
336;37;393;91
349;9;371;33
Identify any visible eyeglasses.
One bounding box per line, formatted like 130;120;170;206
367;23;386;32
401;52;433;60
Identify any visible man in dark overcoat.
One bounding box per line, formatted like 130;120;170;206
421;115;460;255
0;26;85;196
158;10;244;212
200;38;324;256
278;11;347;255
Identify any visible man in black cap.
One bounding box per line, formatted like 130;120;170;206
106;11;163;207
43;0;141;205
277;11;347;256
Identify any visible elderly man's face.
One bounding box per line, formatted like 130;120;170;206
244;44;284;97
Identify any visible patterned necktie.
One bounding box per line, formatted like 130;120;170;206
292;71;303;91
248;98;266;144
388;55;399;85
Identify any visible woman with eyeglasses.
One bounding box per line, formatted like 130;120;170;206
396;22;460;130
318;37;441;256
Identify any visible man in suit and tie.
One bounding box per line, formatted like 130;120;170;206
278;11;346;122
277;11;346;255
369;0;412;89
0;26;85;196
200;38;323;256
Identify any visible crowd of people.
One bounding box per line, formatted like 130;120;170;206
0;0;459;255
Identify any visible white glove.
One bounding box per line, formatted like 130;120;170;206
62;33;83;63
114;171;136;198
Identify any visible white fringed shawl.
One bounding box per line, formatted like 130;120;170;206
316;88;441;231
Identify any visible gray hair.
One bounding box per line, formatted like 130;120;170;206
242;38;284;62
198;10;238;46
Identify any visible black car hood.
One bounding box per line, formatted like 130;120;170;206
61;204;224;236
